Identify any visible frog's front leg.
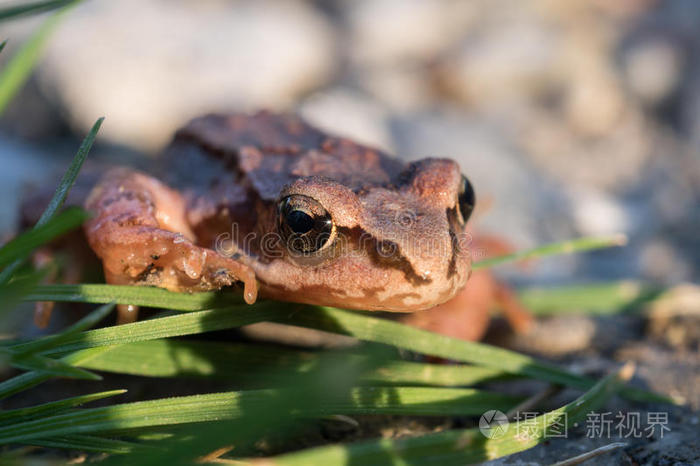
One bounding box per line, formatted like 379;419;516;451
84;168;257;321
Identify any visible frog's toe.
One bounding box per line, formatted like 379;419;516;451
116;304;139;324
33;302;55;329
242;274;258;304
195;249;258;303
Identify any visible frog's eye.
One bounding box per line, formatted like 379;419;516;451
458;175;475;224
278;195;335;255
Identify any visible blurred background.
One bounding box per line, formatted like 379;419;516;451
1;0;699;288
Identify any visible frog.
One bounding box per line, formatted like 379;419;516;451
83;111;475;323
23;110;532;339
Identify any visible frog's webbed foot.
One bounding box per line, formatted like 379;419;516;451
84;168;258;321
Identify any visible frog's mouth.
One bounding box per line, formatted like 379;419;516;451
246;224;471;312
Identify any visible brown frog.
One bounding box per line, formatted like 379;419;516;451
83;111;476;322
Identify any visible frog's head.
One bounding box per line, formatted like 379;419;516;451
252;158;475;311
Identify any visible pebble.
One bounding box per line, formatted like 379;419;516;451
620;34;686;107
506;315;597;357
345;0;477;66
569;188;631;236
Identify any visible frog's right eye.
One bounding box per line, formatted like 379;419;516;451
278;195;335;255
457;175;475;224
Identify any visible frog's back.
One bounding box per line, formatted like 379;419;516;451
162;111;405;201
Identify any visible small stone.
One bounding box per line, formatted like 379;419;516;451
509;315;597;357
640;241;691;284
563;68;627;138
569;188;630;236
345;0;477;66
356;66;434;112
621;35;685;107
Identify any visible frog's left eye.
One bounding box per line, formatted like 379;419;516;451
458;175;475;224
278;195;335;255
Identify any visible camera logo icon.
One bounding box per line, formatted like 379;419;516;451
479;410;509;439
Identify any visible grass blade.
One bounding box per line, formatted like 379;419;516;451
76;339;511;387
324;386;521;416
0;0;74;21
27;434;140;454
75;339;323;380
363;360;510;387
0;40;6;54
0;347;112;400
9;352;101;380
254;364;634;465
24;283;244;310
518;281;662;316
0;389;126;423
279;307;595;387
0;207;88;268
35;118;103;226
11;302;115;355
473;234;627;270
0;387;520;445
38;303;284;355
